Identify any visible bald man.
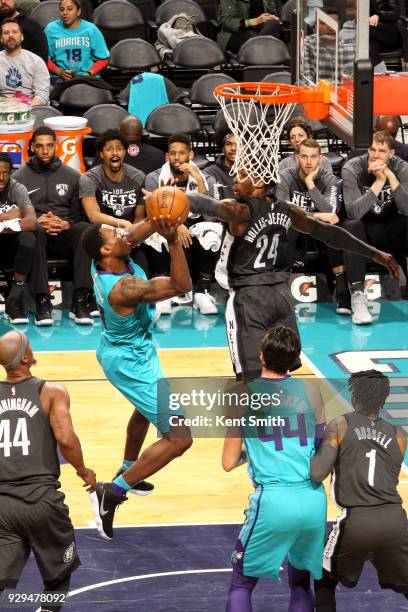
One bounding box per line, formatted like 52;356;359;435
375;116;408;163
0;331;95;612
91;115;164;175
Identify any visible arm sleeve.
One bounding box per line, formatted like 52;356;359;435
307;174;338;212
91;25;109;60
309;218;378;257
389;162;408;216
89;58;109;75
47;59;59;74
78;173;97;199
32;56;50;103
341;164;378;219
187;192;221;217
218;0;245;32
13;182;31;208
275;172;291;202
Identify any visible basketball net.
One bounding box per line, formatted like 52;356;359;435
214;84;297;186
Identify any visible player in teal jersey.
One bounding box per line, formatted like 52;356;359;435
222;325;327;612
45;0;109;81
81;217;193;539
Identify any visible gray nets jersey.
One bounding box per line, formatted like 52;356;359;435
333;411;404;508
0;377;60;502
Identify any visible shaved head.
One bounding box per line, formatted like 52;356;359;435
0;331;30;370
120;116;143;141
374;115;399;139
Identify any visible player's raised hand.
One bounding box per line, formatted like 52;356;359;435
372;251;400;278
150;215;180;243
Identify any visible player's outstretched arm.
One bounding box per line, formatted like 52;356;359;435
112;218;192;307
45;382;96;491
310;416;346;483
222;435;247;472
187;193;251;223
124;217;154;246
289;204;400;278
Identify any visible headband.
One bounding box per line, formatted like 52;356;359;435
5;331;27;369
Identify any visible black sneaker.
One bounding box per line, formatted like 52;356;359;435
89;482;127;540
336;290;352;315
69;293;93;325
4;296;28;324
35;295;54;326
88;293;100;318
113;468;154;497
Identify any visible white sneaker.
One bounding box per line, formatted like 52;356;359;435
351;291;373;325
193;291;218;315
155;298;172;317
172;291;193;305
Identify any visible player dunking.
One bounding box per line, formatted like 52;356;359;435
0;331;96;612
311;370;408;610
184;173;399;381
81;217;193;539
223;326;327;612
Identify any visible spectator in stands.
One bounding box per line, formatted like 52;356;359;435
279;116;334;174
92;116;165;175
303;7;355;83
0;19;49;104
0;0;48;63
0;153;37;325
80;129;148;273
218;0;282;54
205;129;236;199
277;138;351;315
145;133;219;316
14;127;94;326
374;115;408;162
369;0;402;73
45;0;109;82
342;130;408;323
118;76;183;110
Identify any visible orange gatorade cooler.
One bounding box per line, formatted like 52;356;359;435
43;116;92;173
0;101;34;169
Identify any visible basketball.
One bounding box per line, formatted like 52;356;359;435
146;186;190;224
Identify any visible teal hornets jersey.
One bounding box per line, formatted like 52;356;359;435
91;258;155;349
243;377;318;486
45;19;109;74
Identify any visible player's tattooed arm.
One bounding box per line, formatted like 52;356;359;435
310;416;347;483
289;204;400;278
187;193;251;223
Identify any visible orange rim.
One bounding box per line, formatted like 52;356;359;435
213;82;305;105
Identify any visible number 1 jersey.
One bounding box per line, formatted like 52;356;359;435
333;412;403;508
0;377;60;502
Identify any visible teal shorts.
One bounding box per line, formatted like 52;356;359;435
235;481;327;580
97;339;182;433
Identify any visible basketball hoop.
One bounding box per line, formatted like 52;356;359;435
213;81;330;186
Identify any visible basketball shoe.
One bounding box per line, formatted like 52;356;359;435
351;291;373;325
113;468;154;496
89;482;127;539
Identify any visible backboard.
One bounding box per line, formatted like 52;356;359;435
294;0;373;148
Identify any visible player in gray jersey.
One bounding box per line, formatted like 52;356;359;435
0;331;96;611
310;369;408;610
140;172;399;382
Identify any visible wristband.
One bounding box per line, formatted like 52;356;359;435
245;18;252;27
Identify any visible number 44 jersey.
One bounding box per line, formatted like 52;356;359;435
0;377;60;503
225;198;294;289
333;412;403;508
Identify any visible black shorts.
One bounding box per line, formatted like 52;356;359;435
225;283;300;381
324;505;408;592
0;488;80;589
